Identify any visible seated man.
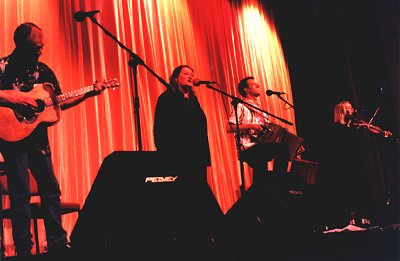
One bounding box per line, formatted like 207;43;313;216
227;76;290;181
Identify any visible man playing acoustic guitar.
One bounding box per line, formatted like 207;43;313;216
0;22;106;257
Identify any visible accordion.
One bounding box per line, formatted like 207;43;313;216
254;123;304;160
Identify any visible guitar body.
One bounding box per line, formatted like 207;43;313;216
0;78;119;142
0;83;61;142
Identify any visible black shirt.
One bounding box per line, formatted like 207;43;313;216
153;89;211;169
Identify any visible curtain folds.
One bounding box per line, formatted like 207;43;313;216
0;0;295;255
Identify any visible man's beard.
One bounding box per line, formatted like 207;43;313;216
14;48;40;66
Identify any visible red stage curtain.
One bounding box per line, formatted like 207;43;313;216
0;0;296;255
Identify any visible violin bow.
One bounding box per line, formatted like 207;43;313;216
367;105;380;126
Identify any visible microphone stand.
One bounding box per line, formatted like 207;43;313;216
276;93;294;109
87;16;172;151
205;84;293;125
205;83;292;194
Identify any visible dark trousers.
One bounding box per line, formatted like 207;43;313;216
1;144;67;253
240;142;290;182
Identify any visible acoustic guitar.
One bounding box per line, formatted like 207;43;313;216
0;78;119;142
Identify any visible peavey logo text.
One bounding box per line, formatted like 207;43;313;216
145;176;179;183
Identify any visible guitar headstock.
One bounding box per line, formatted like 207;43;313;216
101;78;120;90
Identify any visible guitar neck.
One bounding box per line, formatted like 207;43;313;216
44;85;95;107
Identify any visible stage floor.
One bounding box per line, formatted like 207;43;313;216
3;224;399;261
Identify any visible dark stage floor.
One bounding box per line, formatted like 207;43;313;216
2;224;399;261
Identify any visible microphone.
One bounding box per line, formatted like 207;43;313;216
266;90;285;96
73;10;100;22
193;78;217;86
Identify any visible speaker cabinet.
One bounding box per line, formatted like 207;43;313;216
70;151;222;260
220;174;316;259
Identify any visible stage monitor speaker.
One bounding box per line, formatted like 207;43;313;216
70;151;221;261
220;174;316;258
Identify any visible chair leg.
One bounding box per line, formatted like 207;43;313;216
33;219;40;255
0;218;3;257
0;189;4;257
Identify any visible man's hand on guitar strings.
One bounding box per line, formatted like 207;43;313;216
12;91;40;111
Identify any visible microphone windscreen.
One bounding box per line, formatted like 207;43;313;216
192;78;201;86
73;12;85;22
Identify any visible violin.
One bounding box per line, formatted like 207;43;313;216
351;120;393;138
